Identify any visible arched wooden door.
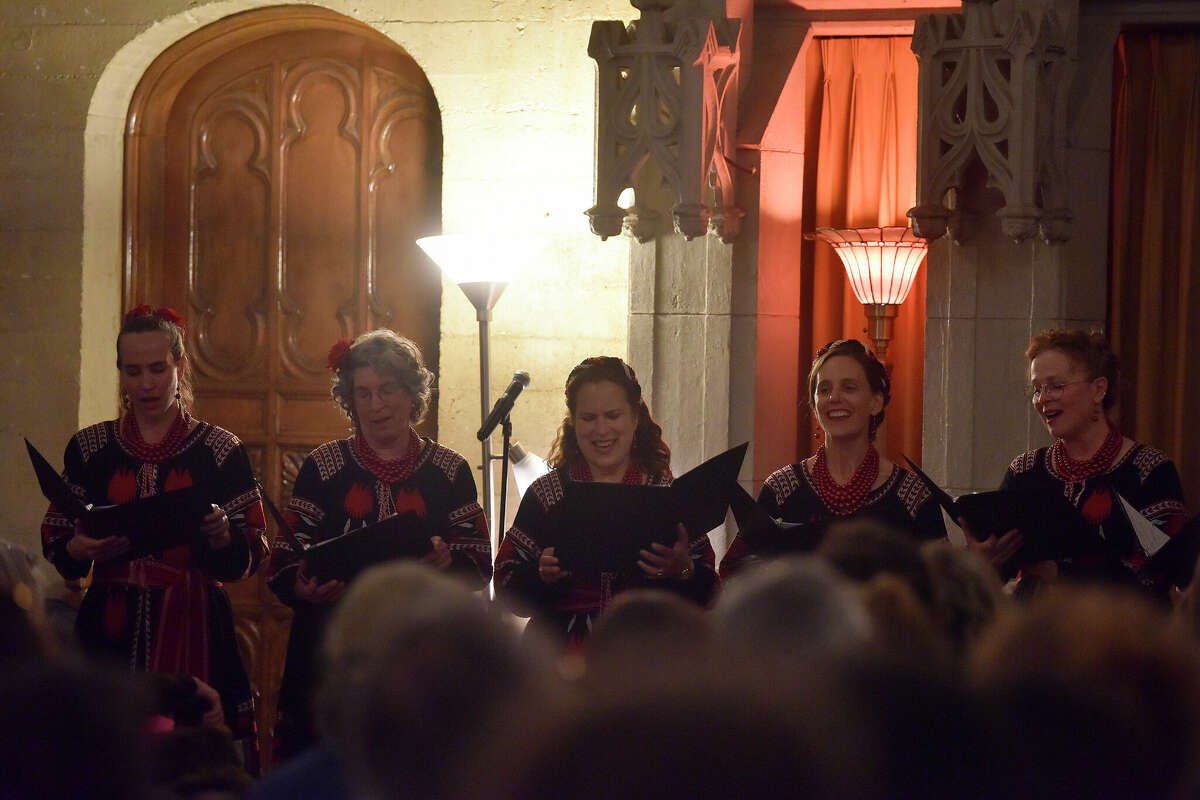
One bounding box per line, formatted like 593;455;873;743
124;6;442;765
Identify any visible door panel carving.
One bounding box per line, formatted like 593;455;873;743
124;7;442;768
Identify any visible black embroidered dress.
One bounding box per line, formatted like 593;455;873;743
494;467;719;649
1002;443;1188;593
40;419;268;739
266;434;491;757
720;463;946;577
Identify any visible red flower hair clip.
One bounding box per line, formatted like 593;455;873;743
125;305;186;331
327;339;353;373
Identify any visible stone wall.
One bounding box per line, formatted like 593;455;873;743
0;0;633;559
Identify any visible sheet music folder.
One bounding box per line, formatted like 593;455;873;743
901;455;1100;567
1103;496;1200;588
301;512;435;583
729;482;824;554
25;438;211;559
550;442;748;574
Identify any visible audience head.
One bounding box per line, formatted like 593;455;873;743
969;586;1200;798
713;556;872;672
318;562;557;799
808;339;890;440
117;305;193;414
0;663;153;800
920;540;1006;658
547;356;670;480
583;589;713;689
328;329;435;435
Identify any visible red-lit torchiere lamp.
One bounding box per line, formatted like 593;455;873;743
814;226;928;365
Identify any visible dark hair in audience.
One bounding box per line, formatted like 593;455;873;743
1026;328;1119;410
713;556;871;668
808;339;890;438
817;518;936;610
584;589;713;688
319;562;558;799
149;726;251;799
969;587;1200;798
920;540;1006;658
547;356;671;480
0;664;153;800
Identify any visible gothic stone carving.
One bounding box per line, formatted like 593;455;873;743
908;0;1075;244
588;0;743;242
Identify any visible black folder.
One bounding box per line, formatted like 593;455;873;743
1151;514;1200;588
549;442;748;574
301;512;435;583
26;438;212;559
902;455;1101;568
729;482;825;555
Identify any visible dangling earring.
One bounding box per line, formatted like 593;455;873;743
122;392;131;410
1090;403;1102;423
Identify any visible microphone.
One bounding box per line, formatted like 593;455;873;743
477;371;531;441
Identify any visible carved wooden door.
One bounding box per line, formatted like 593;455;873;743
124;9;442;766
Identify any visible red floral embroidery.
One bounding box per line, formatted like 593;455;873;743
344;484;375;520
107;469;138;504
163;469;194;492
393;489;427;517
1081;489;1112;524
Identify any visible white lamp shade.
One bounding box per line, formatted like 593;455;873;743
814;226;928;306
416;233;522;285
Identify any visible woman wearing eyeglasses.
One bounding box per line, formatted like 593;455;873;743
720;339;946;578
493;356;718;649
972;329;1188;595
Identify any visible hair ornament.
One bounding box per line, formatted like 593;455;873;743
124;305;187;331
327;339;353;373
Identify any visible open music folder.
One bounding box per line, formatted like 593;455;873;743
26;438;212;559
548;442;748;574
902;455;1102;568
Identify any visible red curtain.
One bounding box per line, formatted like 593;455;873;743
799;37;924;462
1110;31;1200;508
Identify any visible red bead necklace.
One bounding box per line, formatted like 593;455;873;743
569;459;645;485
353;428;423;483
810;444;880;516
1050;425;1123;481
121;407;193;464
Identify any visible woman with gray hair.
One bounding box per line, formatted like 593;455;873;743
266;329;491;760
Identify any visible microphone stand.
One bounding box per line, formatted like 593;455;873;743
497;415;513;549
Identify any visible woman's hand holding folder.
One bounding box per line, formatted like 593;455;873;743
65;520;129;563
960;516;1023;567
538;547;570;584
294;569;345;604
419;536;452;571
200;504;232;550
638;523;694;581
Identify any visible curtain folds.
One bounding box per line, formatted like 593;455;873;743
801;37;924;463
1110;32;1200;508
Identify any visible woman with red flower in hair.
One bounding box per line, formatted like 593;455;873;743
971;329;1189;597
719;339;946;578
40;305;269;759
266;330;491;760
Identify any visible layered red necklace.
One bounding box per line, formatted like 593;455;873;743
1050;425;1123;481
353;428;423;483
121;407;193;464
810;444;879;516
569;459;645;485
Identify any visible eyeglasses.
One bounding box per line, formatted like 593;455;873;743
1026;379;1092;402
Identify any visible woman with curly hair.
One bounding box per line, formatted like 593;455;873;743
39;305;268;762
720;339;946;577
265;329;491;760
494;356;718;649
970;329;1189;597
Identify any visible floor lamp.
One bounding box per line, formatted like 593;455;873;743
415;234;512;554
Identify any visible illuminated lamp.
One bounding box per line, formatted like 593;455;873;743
814;226;928;364
416;233;516;550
